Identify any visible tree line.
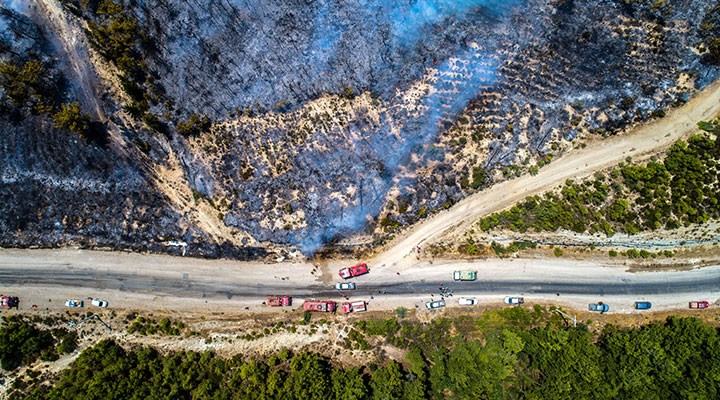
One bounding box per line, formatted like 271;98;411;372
477;130;720;236
10;306;720;399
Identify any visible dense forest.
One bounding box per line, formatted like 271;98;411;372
8;307;720;399
477;127;720;236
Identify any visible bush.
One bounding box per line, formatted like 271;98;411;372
176;114;211;136
395;307;407;318
553;248;564;257
57;332;78;354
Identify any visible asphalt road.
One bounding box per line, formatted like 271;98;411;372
2;250;719;312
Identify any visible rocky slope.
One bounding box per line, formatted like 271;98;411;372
1;0;719;255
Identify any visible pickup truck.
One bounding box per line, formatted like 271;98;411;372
267;295;292;307
425;299;446;310
453;271;477;281
303;300;337;313
588;302;609;313
503;296;524;305
91;298;109;308
65;299;84;308
689;301;710;309
342;301;367;314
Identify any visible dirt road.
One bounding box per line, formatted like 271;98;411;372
372;78;720;271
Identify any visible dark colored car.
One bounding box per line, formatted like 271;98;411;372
634;301;652;310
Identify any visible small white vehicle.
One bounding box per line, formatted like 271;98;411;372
91;298;109;308
458;297;478;306
425;299;446;310
335;282;356;290
65;299;84;308
503;296;524;305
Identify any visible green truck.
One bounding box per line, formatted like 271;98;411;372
453;270;477;281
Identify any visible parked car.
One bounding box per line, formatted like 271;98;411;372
503;296;524;305
91;298;109;308
458;297;478;306
65;299;84;308
425;299;446;310
0;295;19;309
634;301;652;310
453;271;477;281
689;301;710;309
588;302;609;313
335;282;356;290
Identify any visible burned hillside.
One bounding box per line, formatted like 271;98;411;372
1;0;719;255
0;5;265;258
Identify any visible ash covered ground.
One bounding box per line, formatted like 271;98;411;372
1;0;719;255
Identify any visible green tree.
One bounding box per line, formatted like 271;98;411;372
53;102;91;136
371;360;404;399
0;316;56;370
283;353;331;400
331;367;368;400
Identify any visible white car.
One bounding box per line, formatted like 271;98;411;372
65;299;84;308
335;282;356;290
425;299;446;310
503;296;524;305
91;298;109;308
458;297;478;306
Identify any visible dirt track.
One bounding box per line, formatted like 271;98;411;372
372;78;720;271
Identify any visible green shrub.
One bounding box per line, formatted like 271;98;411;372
395;307;407;318
176;114;211;136
53;102;91;136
